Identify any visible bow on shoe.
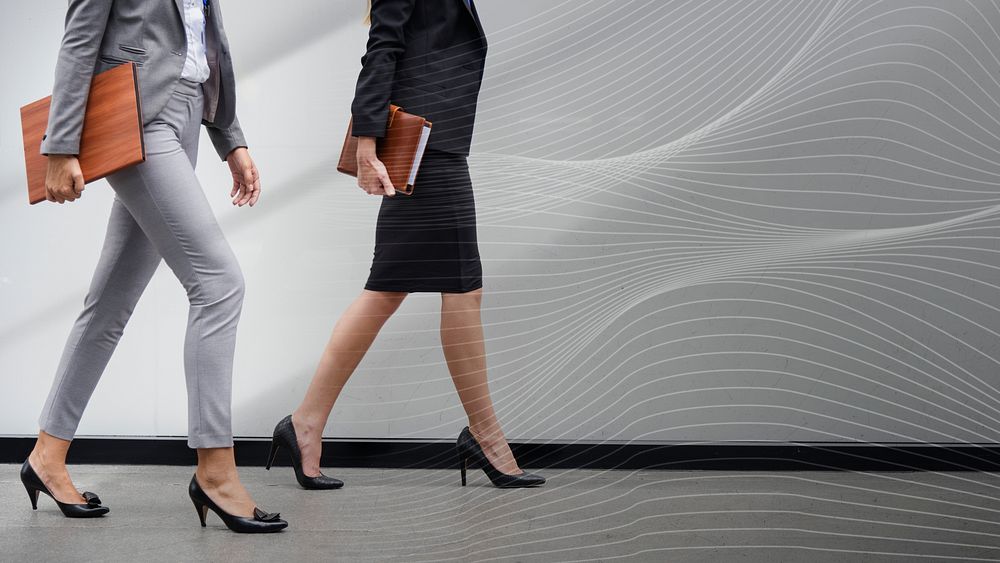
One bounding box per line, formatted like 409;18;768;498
253;507;281;522
81;492;102;507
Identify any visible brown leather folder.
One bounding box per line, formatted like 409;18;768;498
20;62;145;205
337;104;432;195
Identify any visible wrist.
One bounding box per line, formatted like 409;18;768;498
357;138;379;163
226;146;248;161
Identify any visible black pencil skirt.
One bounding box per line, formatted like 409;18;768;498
364;148;484;293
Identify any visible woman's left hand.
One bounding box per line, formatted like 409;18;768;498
226;147;261;207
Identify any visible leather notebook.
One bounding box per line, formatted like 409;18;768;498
337;104;432;195
20;62;145;205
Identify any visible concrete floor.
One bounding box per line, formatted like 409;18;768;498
1;465;999;562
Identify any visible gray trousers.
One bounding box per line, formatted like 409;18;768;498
38;79;244;449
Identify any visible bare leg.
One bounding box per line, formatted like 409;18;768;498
292;290;408;476
195;447;257;517
440;288;522;475
27;431;86;504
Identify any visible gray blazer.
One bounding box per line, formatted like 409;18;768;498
41;0;246;161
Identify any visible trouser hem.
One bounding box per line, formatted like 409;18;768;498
38;422;76;442
188;434;235;449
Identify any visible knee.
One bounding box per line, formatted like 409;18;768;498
442;288;483;308
227;268;246;306
187;261;245;310
220;265;246;310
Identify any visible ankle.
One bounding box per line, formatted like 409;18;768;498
196;466;239;488
29;448;65;472
31;432;71;469
291;410;325;438
468;421;504;444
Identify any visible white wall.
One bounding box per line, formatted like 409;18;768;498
3;0;1000;444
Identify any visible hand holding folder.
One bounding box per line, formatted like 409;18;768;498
337;105;432;195
20;63;145;205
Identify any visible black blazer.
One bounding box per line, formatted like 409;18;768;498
351;0;488;156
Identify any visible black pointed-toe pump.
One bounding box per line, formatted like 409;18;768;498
456;426;546;488
265;415;344;490
188;475;287;533
20;460;110;518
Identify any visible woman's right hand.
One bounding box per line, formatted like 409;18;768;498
356;137;396;197
45;155;85;204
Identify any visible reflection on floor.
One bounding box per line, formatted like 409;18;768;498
2;464;998;562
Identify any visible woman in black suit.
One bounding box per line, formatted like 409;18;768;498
266;0;544;489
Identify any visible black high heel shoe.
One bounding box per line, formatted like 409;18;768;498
188;475;287;533
20;459;109;518
265;415;344;490
456;426;546;488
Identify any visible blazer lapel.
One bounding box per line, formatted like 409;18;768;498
458;0;487;43
173;0;185;21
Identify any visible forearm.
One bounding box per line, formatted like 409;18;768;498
350;0;416;138
41;0;115;156
207;116;248;161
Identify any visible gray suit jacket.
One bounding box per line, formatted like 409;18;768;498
41;0;246;161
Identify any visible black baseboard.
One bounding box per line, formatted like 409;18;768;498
2;437;999;471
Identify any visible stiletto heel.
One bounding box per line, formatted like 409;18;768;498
267;415;344;490
192;498;208;527
264;441;279;471
25;485;39;510
19;460;109;518
460;455;468;486
188;475;287;533
455;427;545;488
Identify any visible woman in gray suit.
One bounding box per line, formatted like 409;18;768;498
20;0;286;533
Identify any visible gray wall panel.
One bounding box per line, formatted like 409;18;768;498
1;1;998;443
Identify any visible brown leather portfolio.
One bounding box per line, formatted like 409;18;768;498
337;104;432;195
20;62;145;205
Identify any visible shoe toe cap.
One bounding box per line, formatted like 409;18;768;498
303;475;344;490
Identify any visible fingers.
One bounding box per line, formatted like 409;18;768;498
380;173;396;197
358;177;383;195
46;183;77;204
234;181;253;206
362;182;387;196
248;172;261;207
356;175;396;196
64;173;85;202
43;155;84;204
44;176;83;204
239;168;257;206
356;159;396;196
230;165;259;207
231;181;246;206
242;167;255;190
237;178;252;206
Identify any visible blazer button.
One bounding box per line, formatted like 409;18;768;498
171;50;183;56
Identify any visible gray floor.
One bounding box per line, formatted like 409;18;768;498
1;465;999;562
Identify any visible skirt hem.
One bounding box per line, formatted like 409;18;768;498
364;281;483;294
